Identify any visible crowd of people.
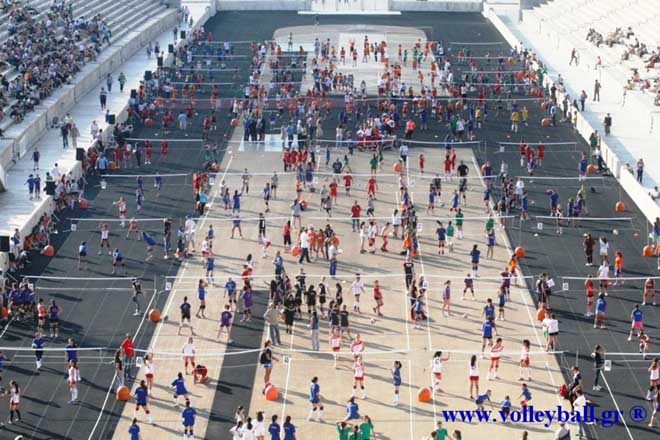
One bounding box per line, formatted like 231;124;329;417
5;3;660;438
0;0;111;126
584;25;660;104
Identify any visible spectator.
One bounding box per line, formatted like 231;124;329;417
603;113;612;135
60;124;69;149
636;158;644;183
99;87;108;110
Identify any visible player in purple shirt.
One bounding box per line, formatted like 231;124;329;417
218;304;233;340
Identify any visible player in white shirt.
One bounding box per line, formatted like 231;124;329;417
519;339;532;381
350;274;365;313
185;217;197;252
330;328;342;368
182;337;196;375
431;351;450;391
112;196;127;227
67;360;81;403
351;356;367;399
144;352;155;395
350;334;365;360
98;223;111;255
488;338;504;380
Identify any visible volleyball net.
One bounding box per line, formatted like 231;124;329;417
532;215;637;233
491;141;581;155
509;175;611;190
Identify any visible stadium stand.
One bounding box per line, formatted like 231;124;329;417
0;0;177;134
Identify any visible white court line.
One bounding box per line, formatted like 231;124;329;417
87;153;234;439
152;153;234;348
469;155;563;405
393;188;411;353
0;317;16;339
407;359;415;439
280;323;295;421
600;371;634;440
405;158;438;426
86;287;158;439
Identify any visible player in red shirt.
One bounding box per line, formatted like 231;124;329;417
343;173;353;196
329;179;338;203
161;141;168;158
351;201;361;232
519;141;527;167
536;142;545;167
145;141;153;165
366;177;377;198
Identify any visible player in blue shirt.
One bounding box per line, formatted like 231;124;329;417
342;396;360;421
134;380;153;424
283;415;296;440
268;414;281;440
436;222;447;255
112;248;126;275
481;318;497;357
519;383;532;407
154;173;162;197
595;293;607;329
500;395;511;421
483;187;492;211
450;190;459;211
135;188;143;213
628;304;644;341
232;190;243;213
482;298;495;320
486;229;495;259
475;389;493;409
196;279;207;319
182;399;197;438
470;245;481;278
521;191;529;220
225;278;237;309
172;372;189;406
136;176;144;194
392;360;402;406
128;418;141;440
549;190;559;215
307;376;324;422
32;331;45;370
578;153;588;181
427;186;436;213
205;256;215;283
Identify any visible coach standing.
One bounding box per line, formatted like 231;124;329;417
263;302;282;346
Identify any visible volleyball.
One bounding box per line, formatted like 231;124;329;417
370;318;376;324
613;229;619;235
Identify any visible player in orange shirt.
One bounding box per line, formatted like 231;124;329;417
613;250;624;286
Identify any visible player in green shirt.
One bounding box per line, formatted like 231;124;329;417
434;421;448;440
485;216;494;232
455;209;464;239
337;421;352;440
359;415;375;439
446;221;455;252
369;155;378;175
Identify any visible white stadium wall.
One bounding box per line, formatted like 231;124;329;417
216;0;484;12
